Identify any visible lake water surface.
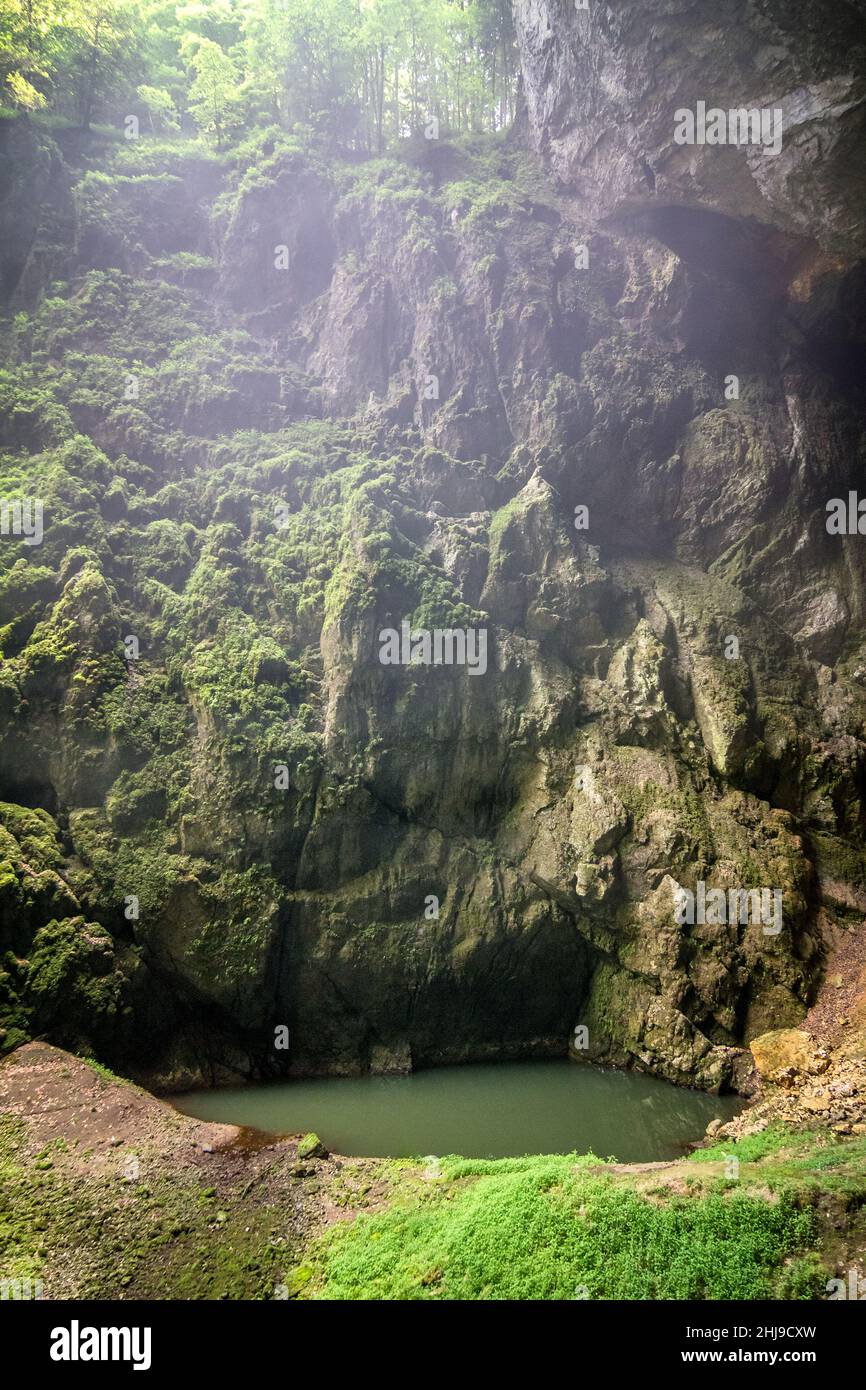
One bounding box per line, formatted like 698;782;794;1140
172;1060;743;1161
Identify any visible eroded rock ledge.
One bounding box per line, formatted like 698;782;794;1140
0;2;865;1092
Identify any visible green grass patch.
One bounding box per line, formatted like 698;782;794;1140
688;1125;796;1164
303;1154;819;1301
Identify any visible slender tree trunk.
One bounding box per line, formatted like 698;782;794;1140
394;62;399;138
376;43;385;153
411;19;417;131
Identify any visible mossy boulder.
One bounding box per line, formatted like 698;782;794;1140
296;1132;327;1160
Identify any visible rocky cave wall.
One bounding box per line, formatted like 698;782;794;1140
0;0;865;1090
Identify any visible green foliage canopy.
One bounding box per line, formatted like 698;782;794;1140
0;0;517;146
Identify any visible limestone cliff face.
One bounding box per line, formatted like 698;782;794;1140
1;6;865;1091
515;0;866;258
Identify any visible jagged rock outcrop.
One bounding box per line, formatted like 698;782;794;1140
1;5;865;1091
514;0;866;259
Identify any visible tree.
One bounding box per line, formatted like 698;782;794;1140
183;34;238;146
64;0;145;131
0;0;59;108
243;0;363;142
136;81;178;131
6;68;47;107
0;0;519;147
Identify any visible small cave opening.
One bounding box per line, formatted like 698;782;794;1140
789;260;866;406
617;202;812;298
0;775;58;816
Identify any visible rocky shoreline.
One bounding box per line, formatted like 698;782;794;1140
2;1035;865;1300
708;1029;866;1144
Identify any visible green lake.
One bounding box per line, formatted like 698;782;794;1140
172;1060;743;1161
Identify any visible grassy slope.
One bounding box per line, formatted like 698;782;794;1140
296;1134;866;1301
1;1046;864;1300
